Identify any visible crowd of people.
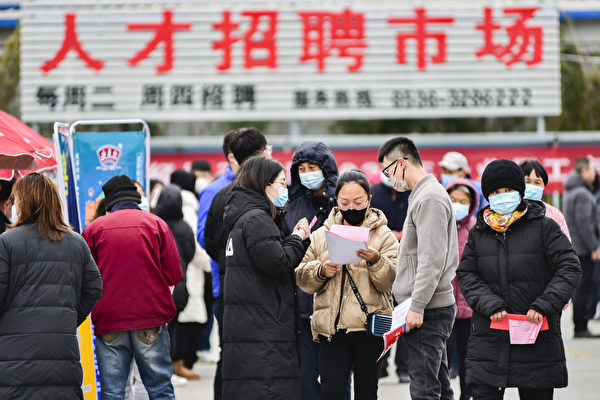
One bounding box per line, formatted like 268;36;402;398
0;128;598;400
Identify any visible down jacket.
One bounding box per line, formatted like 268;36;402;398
222;186;306;400
0;223;103;399
296;207;398;341
282;141;339;319
457;200;581;389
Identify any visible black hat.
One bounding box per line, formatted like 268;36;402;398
102;175;141;211
481;159;525;200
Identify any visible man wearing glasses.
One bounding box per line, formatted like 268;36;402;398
380;137;459;400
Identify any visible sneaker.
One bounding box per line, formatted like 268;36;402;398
196;350;219;363
573;329;600;338
171;375;188;387
398;372;410;383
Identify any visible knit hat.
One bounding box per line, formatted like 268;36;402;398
481;159;525;200
102;175;141;211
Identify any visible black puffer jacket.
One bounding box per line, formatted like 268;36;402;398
0;223;103;399
282;141;338;318
154;185;195;311
457;201;581;389
222;186;305;400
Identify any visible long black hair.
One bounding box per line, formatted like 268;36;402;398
232;156;284;218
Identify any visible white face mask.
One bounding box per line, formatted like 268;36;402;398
195;178;209;193
390;165;410;192
10;203;18;223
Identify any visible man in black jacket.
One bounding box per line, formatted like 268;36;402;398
204;127;269;400
563;157;600;338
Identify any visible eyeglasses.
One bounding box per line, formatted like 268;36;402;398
381;157;408;179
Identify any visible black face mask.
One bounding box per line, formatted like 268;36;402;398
340;207;368;226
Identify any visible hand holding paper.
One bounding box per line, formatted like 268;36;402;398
324;224;369;265
377;297;412;361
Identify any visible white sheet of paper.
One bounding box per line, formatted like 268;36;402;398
324;231;368;265
508;319;543;345
391;297;412;331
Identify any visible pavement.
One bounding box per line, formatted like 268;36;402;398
174;306;600;399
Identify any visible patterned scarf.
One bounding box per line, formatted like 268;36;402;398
483;207;527;232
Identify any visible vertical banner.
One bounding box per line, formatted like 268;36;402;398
52;122;80;232
70;130;147;231
77;317;101;400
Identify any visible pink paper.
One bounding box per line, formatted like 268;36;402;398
508;319;543;344
329;224;369;244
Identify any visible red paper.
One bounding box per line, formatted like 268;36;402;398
490;313;548;331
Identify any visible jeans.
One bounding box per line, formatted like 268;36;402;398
404;305;456;400
319;332;383;400
96;325;175;400
472;384;553;400
573;255;595;332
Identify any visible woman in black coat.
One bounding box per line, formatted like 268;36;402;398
0;173;103;399
153;184;198;380
222;156;310;400
457;160;581;400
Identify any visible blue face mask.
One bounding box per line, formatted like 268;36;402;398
441;173;459;188
139;197;150;212
524;184;544;201
452;202;470;221
299;170;325;191
488;191;521;215
380;171;393;188
269;185;288;208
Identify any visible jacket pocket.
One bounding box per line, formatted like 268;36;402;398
399;255;417;288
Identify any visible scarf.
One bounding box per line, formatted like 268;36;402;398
483;207;526;233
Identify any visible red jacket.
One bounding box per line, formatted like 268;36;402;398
83;208;182;335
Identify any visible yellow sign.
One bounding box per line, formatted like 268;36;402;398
78;316;100;399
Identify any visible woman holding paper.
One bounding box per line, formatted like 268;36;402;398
457;159;581;400
296;170;398;400
222;156;310;400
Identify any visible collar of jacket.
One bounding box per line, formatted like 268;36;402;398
111;201;141;212
408;174;438;202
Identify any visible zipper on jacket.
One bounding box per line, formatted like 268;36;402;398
333;266;347;339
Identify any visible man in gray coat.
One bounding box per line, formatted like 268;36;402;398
563;157;600;338
380;137;458;400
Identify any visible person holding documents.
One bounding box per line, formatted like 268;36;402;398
222;156;309;400
381;137;459;400
457;159;582;400
296;170;397;400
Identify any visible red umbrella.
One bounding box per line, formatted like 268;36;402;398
0;111;57;180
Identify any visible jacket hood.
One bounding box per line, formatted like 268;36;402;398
445;177;479;219
323;206;389;231
564;170;593;192
224;186;273;230
153;184;183;221
289;141;339;201
475;198;545;229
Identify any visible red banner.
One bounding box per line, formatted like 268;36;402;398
150;143;600;194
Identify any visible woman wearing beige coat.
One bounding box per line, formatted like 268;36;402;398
296;170;398;400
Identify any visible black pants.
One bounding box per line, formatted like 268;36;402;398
213;296;224;400
169;317;207;368
319;332;382;400
447;318;472;400
573;255;595;332
300;318;321;400
472;384;553;400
